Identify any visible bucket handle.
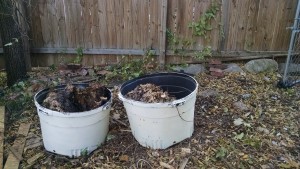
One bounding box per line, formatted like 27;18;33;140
102;100;112;111
171;99;186;107
39;109;53;116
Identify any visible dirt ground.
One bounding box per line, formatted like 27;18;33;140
2;66;300;169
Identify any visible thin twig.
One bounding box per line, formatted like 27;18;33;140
136;159;154;169
111;118;128;127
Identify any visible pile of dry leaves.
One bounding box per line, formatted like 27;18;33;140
43;83;109;112
126;83;176;103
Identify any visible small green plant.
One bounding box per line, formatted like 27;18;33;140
80;147;88;157
194;46;212;60
167;29;195;54
167;29;180;49
105;50;157;81
74;47;83;64
215;146;228;159
188;2;219;38
166;1;219;61
49;64;56;71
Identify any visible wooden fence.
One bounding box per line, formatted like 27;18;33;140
0;0;297;66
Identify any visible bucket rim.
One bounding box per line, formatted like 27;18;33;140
118;72;198;107
34;83;112;117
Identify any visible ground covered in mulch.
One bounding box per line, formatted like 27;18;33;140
1;66;300;168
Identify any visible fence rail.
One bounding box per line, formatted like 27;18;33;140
0;0;297;66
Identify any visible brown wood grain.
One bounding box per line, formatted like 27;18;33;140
0;0;298;68
106;0;117;48
252;0;279;51
4;123;31;169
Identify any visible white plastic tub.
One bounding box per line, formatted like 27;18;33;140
119;73;198;149
34;84;112;157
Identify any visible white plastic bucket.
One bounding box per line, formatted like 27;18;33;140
119;73;198;149
34;84;112;157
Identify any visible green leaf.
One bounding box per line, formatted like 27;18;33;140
234;132;244;140
216;146;227;159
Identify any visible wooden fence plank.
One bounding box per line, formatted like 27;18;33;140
56;0;68;47
123;0;133;49
193;0;211;50
106;0;117;48
4;123;31;169
114;0;124;49
140;0;150;49
244;0;260;51
159;0;168;65
210;1;222;51
132;0;141;49
82;0;93;49
252;0;279;51
97;0;108;48
91;0;100;49
149;0;159;49
225;0;250;50
271;0;296;50
31;47;158;55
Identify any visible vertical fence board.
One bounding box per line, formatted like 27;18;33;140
271;0;296;50
123;0;133;49
159;0;168;65
225;0;250;50
149;0;159;49
90;0;100;48
244;0;260;51
56;0;68;47
210;1;222;51
106;1;117;48
114;0;124;49
252;0;279;50
82;0;93;49
140;0;150;50
193;0;211;50
97;0;108;48
132;0;141;49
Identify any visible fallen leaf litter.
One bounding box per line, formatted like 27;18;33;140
43;83;109;112
126;83;176;103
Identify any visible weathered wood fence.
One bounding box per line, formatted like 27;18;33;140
0;0;297;67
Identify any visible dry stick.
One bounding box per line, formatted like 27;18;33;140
136;159;154;169
4;123;31;169
111;118;128;127
179;158;189;169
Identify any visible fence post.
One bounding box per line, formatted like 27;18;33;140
159;0;168;67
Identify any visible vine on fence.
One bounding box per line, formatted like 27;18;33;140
167;1;220;60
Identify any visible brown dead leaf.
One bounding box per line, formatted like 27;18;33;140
119;155;129;162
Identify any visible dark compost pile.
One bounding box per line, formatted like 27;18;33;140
126;83;176;103
42;83;109;112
